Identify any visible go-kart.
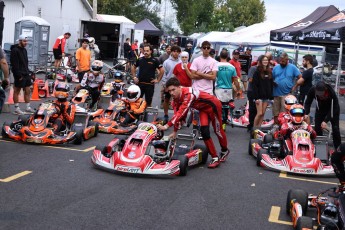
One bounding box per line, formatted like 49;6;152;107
228;100;274;128
286;188;345;229
71;86;103;116
249;129;334;175
1;101;98;145
91;123;209;176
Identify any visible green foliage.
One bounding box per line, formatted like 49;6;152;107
93;0;162;28
171;0;266;35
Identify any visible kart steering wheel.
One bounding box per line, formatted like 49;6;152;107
153;130;164;141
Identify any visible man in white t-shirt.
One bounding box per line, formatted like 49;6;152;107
190;41;217;95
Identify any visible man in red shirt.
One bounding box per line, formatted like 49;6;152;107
157;77;230;168
230;49;244;98
53;32;71;68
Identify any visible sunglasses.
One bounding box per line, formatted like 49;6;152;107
203;46;211;50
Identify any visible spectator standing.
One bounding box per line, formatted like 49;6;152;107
215;50;239;130
184;43;193;61
124;38;132;60
131;40;139;60
230;49;244;98
312;55;318;67
272;52;301;124
252;55;274;127
132;45;164;107
173;51;192;87
52;32;71;68
0;46;9;113
158;45;181;123
159;39;167;51
76;39;91;83
158;45;171;64
294;54;313;104
190;41;217;95
247;56;261;132
139;38;147;49
304;81;341;149
10;35;34;114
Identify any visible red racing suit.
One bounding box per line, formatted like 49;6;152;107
167;87;228;158
277;112;291;126
279;121;316;140
50;100;76;132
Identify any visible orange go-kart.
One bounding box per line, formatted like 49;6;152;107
2;101;98;145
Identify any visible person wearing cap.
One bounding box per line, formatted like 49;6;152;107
10;34;34;114
76;39;91;83
304;81;341;149
230;49;244;99
272;52;301;124
53;32;71;68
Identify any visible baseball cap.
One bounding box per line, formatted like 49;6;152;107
247;47;252;51
233;49;240;55
17;34;27;42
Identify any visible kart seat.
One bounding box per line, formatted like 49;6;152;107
152;140;168;151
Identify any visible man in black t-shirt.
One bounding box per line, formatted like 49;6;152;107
132;45;164;107
294;54;313;104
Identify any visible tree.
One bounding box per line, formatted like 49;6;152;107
89;0;162;28
171;0;266;35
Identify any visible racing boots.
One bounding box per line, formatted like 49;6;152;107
208;157;220;168
220;149;230;162
25;107;35;114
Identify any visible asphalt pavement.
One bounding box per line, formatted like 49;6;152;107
0;80;341;229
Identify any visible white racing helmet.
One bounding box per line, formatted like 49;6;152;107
127;85;141;102
91;60;103;74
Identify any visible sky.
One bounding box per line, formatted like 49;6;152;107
264;0;345;27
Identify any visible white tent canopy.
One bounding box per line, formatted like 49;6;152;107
197;31;232;45
222;21;280;45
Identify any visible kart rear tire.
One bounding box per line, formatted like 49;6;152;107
73;127;84;145
2;122;11;138
286;189;308;215
18;114;31;125
295;216;313;230
178;155;188;176
263;134;273;144
88;121;99;137
257;148;266;167
249;139;262;155
194;144;209;164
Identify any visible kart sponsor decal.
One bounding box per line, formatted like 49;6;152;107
26;138;42;143
292;168;315;174
115;165;141;173
148;129;154;135
179;144;188;148
128;151;135;159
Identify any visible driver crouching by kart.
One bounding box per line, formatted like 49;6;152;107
50;83;76;133
276;104;316;140
76;60;104;110
120;85;146;126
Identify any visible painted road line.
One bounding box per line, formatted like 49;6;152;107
0;138;95;152
0;171;32;182
279;172;337;185
268;206;292;226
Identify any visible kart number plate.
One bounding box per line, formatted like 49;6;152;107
27;138;42;143
115;165;141;173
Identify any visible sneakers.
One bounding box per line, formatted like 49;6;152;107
220;150;230;162
13;107;24;115
208;157;220;168
25;107;35;113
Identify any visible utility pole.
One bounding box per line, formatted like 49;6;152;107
93;0;97;19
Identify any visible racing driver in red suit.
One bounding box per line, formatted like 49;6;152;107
157;77;229;168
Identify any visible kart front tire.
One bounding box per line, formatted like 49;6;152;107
88;121;99;137
95;144;110;157
73;127;84;145
286;189;308;216
257;148;266;167
178;155;188;176
193;144;209;164
295;216;313;230
2;122;11;138
263;134;273;144
249;139;262;155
